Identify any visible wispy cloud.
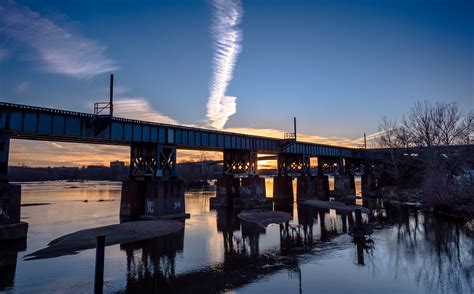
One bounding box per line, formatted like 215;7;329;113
0;1;117;78
114;98;178;125
206;0;243;129
226;127;360;147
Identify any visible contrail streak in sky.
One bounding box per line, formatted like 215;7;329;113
206;0;243;129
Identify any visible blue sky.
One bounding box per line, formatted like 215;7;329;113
1;0;473;141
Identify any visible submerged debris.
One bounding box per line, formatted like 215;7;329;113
21;203;51;207
25;220;184;260
237;210;292;229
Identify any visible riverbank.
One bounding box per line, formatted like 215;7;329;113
375;185;474;234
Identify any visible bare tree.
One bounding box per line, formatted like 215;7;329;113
403;101;440;147
463;110;473;144
431;102;467;146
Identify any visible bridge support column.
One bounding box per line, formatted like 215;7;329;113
120;144;185;220
237;175;271;209
295;154;316;201
315;156;338;200
296;175;316;201
211;149;270;209
361;173;376;196
334;157;355;196
240;176;266;199
212;177;241;208
0;134;28;241
315;174;330;200
333;174;353;196
273;175;293;201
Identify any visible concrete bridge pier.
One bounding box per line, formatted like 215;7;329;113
296;175;316;201
273;153;306;202
295;154;317;201
334;174;353;196
273;175;293;201
333;158;355;196
361;173;376;196
213;176;241;207
120;144;185;221
211;149;270;209
0;134;28;241
236;175;271;210
334;157;355;196
315;174;330;200
315;156;338;200
240;176;266;199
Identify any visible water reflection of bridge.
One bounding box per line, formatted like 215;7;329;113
119;204;372;293
1;202;471;292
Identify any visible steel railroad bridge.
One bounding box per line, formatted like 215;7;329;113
0;101;381;240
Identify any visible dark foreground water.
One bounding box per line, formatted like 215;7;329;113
1;180;473;293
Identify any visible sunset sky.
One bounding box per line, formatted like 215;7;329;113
1;0;472;166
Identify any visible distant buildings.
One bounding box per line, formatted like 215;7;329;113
110;161;125;168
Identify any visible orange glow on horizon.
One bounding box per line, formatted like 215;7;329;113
9;125;359;167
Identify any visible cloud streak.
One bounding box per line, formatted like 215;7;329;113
206;0;243;129
113;98;178;125
0;1;117;78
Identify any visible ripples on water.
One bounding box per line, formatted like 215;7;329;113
1;181;472;293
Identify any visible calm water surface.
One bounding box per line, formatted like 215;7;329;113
1;180;472;293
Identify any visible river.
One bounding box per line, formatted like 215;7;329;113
1;180;472;293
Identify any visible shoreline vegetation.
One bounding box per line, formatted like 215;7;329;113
375;101;473;231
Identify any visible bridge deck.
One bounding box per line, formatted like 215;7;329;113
0;102;378;159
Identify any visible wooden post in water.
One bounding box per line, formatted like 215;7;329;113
94;234;106;294
355;208;362;230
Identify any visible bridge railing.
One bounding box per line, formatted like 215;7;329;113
94;102;111;116
284;132;296;140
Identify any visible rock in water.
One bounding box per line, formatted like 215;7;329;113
25;220;184;260
303;199;371;214
238;210;292;229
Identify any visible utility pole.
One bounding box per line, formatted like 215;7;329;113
109;74;114;117
294;117;297;141
364;133;367;149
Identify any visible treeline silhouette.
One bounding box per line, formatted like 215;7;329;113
9;162;223;185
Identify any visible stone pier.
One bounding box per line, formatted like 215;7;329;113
296;175;316;201
120;179;146;219
145;179;185;217
240;176;266;199
315;174;330;200
211;149;270;209
0;134;28;241
235;176;271;210
212;177;241;207
333;174;354;196
120;143;186;220
361;173;376;196
273;175;293;201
